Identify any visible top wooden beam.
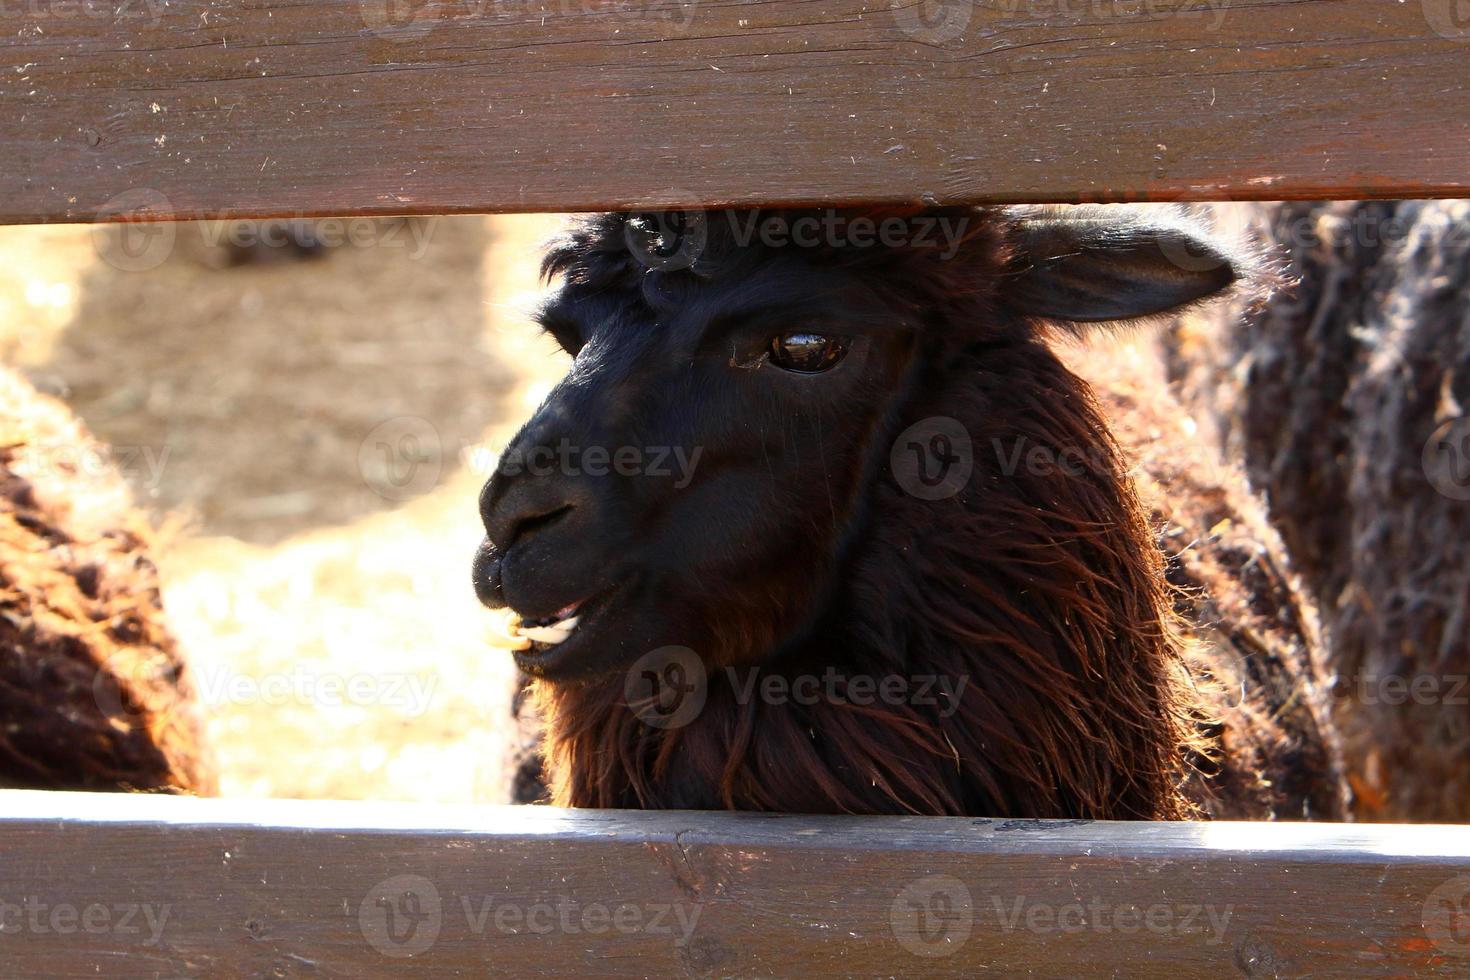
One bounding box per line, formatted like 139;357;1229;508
0;0;1467;223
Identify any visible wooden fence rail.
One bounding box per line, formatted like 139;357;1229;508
1;0;1469;223
0;791;1467;976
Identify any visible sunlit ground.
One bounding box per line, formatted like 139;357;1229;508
0;213;570;802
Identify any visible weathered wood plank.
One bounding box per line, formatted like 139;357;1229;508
0;0;1467;223
0;791;1467;976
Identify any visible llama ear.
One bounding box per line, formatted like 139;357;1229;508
1001;206;1242;325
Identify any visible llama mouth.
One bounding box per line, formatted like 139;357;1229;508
484;599;587;654
487;581;631;677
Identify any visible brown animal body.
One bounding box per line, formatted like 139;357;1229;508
514;352;1347;819
0;367;212;793
1085;343;1346;820
1167;200;1470;822
483;207;1347;821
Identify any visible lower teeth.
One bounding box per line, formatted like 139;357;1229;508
484;609;582;652
519;623;574;644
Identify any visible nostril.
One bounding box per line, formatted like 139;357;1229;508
504;503;574;550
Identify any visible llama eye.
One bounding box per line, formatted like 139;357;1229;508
769;333;849;373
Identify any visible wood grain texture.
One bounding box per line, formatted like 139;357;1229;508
1;0;1468;223
0;791;1468;976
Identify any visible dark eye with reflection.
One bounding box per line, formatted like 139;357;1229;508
769;333;849;373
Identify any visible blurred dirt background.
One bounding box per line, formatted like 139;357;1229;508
0;213;569;801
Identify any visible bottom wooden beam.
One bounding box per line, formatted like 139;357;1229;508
0;791;1466;976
